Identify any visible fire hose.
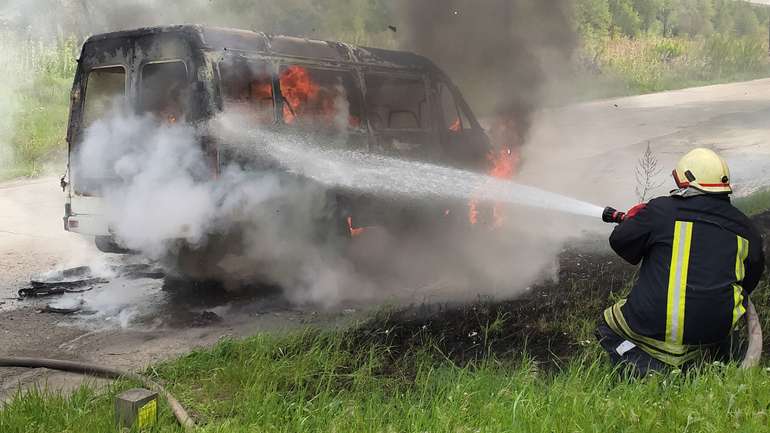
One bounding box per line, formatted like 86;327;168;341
0;357;195;430
742;297;763;368
602;206;763;366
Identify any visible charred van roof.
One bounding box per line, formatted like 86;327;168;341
83;25;437;72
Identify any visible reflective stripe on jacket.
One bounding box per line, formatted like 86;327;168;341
604;194;765;366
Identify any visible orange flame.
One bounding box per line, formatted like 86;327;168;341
278;65;360;128
449;117;461;132
279;66;319;124
469;147;520;226
468;201;479;225
488;148;518;180
347;216;365;237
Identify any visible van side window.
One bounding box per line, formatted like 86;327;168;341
219;59;275;125
439;83;470;132
278;65;362;130
83;66;125;126
365;75;428;130
140;61;188;123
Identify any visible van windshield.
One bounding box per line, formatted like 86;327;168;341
365;75;428;130
278;65;362;131
219;59;275;125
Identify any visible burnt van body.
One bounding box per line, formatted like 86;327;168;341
63;25;492;252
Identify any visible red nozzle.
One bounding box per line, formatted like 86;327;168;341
602;207;626;224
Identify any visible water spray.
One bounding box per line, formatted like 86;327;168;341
240;129;608;220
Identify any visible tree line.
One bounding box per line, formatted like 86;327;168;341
576;0;770;39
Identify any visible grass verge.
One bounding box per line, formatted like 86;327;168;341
572;34;770;102
2;326;770;433
1;266;769;432
736;188;770;216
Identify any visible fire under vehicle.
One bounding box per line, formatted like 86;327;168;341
62;25;501;255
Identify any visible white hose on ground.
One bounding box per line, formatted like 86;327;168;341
0;357;195;430
741;297;763;369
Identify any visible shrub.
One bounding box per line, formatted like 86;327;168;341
0;33;77;177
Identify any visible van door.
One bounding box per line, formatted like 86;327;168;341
436;81;491;171
65;65;128;235
363;73;438;161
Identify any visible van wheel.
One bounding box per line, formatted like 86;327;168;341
95;236;131;254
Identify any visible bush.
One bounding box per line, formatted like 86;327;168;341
0;34;77;178
574;31;770;99
653;38;686;62
701;33;768;79
10;74;71;176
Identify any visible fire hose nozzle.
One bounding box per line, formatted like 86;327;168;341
602;206;626;224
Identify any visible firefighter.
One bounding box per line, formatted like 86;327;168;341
597;148;765;375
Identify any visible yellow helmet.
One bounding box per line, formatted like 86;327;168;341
672;148;731;194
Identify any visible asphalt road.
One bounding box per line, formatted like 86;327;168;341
2;78;770;399
523;78;770;210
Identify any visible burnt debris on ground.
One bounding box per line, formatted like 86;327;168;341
18;264;164;298
340;210;770;374
343;245;636;373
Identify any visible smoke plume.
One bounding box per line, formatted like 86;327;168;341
394;0;577;145
2;1;594;310
72;107;579;307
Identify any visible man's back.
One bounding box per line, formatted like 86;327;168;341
610;194;765;347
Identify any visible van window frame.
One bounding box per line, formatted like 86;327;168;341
216;55;278;125
275;61;366;133
80;64;129;127
138;59;190;117
438;81;463;131
363;72;432;132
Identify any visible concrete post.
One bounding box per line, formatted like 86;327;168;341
115;388;159;430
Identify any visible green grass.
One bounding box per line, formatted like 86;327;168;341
0;382;180;433
572;33;770;102
0;33;76;179
2;277;769;433
736;188;770;216
7;74;71;177
2;335;770;432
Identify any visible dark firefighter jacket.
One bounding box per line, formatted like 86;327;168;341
603;194;765;366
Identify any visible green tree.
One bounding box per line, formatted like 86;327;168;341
659;0;678;36
670;0;715;36
609;0;642;36
574;0;612;37
712;0;736;35
734;3;761;37
633;0;664;33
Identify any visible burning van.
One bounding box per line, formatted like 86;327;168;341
62;25;497;254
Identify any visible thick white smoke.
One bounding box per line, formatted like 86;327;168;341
72;105;592;308
77;115;216;256
74;111;376;306
1;0;599;310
